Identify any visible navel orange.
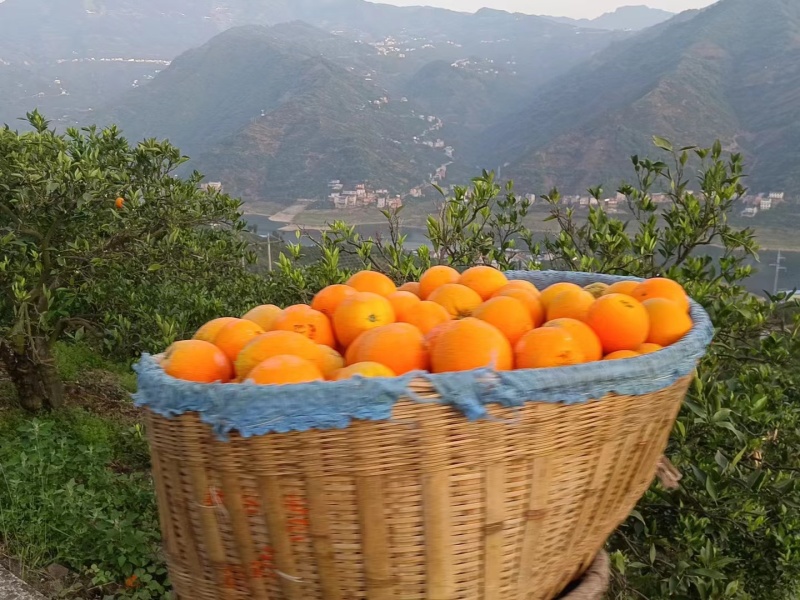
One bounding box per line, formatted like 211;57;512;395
428;283;483;318
419;265;460;299
458;265;509;300
545;318;603;362
274;304;335;347
333;292;396;347
246;355;324;385
401;300;452;335
332;362;396;380
632;278;690;313
350;323;429;374
515;328;585;369
213;319;266;362
235;331;322;380
473;296;533;345
242;304;283;331
162;340;233;383
643;298;692;346
585;294;649;353
430;318;512;373
346;270;397;297
311;284;356;319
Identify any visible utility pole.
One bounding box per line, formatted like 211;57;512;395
769;249;786;295
266;232;273;272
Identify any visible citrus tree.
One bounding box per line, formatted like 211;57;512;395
0;112;270;411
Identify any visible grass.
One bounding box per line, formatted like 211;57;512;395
0;343;168;599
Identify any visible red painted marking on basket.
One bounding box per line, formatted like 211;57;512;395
203;487;260;516
284;494;310;544
223;565;243;588
244;494;261;516
222;547;277;588
204;487;224;507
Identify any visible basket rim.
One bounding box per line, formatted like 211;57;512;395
133;270;714;439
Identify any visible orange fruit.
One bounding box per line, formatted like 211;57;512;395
115;197;125;209
344;332;366;365
311;284;356;319
419;265;460;299
398;281;422;297
424;320;458;355
234;331;322;380
333;292;396;347
246;355;323;385
332;362;396;380
213;319;266;362
273;305;336;347
585;294;649;353
495;280;540;298
162;340;233;383
193;317;239;343
515;328;585;369
545;289;596;322
387;291;422;322
637;343;663;355
401;300;452;335
540;282;584;309
604;350;642;361
642;298;692;346
430;318;512;373
351;323;429;375
458;266;509;301
346;271;397;297
494;287;545;327
316;346;345;379
545;318;603;362
242;304;283;331
473;296;533;346
603;281;640;297
632;278;690;313
429;283;483;318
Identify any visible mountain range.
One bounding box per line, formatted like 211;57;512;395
547;5;675;30
2;0;799;203
476;0;800;195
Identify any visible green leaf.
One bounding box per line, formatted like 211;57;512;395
714;450;729;472
653;136;674;152
706;475;718;500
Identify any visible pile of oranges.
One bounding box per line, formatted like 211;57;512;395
160;267;694;385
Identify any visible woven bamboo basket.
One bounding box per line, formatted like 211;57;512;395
134;271;714;600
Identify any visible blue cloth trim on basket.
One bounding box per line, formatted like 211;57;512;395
133;271;716;440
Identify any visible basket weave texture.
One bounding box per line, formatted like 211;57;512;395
135;271;714;600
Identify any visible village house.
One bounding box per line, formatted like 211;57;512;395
387;196;403;209
741;206;758;218
760;197;773;211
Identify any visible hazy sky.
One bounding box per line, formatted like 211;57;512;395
376;0;718;19
0;0;719;18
